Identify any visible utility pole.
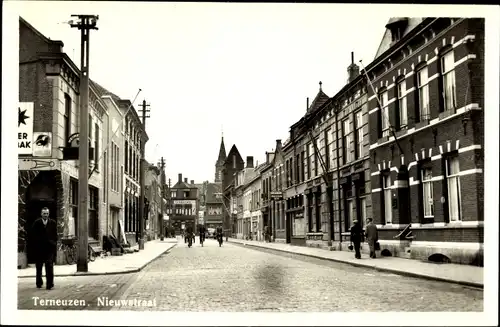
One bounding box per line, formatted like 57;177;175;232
159;157;165;241
138;100;150;250
70;14;98;273
168;178;172;232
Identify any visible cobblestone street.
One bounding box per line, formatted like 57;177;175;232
19;239;482;312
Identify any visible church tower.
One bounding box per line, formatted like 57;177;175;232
215;133;226;183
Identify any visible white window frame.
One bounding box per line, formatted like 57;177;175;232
383;174;392;224
379;90;390;137
397;79;408;128
360;197;367;222
441;50;457;111
421;168;434;218
417;67;430;120
355;111;364;158
343;119;351;163
446;156;462;222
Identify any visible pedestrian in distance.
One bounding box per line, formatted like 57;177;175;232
31;207;58;290
350;219;363;259
365;217;379;258
199;224;206;245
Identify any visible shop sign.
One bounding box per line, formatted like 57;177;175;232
18;102;34;155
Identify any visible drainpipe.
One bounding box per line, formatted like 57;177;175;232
335;105;342;249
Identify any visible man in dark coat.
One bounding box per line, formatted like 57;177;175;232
365;218;379;258
31;207;57;289
350;220;363;259
199;224;206;244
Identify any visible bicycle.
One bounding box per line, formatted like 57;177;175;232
58;239;97;264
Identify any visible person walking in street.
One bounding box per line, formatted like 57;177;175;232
31;207;57;290
365;217;379;258
199;224;206;245
350;219;363;259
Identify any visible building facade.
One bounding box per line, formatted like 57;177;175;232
145;163;162;241
18;18;108;265
204;182;224;229
221;144;245;235
167;174;199;234
365;18;484;264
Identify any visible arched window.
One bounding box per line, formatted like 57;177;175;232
440;46;457;112
415;63;430;121
396;76;408;129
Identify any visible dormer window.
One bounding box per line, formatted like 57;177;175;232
391;26;402;42
386;18;408;44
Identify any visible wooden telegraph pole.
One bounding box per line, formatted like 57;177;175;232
159;157;165;241
138;99;150;250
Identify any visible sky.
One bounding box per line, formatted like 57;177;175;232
13;2;397;184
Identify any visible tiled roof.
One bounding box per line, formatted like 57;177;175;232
90;79;122;104
307;89;330;114
205;183;222;203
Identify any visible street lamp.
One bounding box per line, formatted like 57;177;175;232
69;14;98;273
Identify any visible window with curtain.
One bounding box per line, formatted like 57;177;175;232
397;78;408;128
325;129;330;170
446;156;461;221
343;119;351;164
94;123;99;170
422;168;434;217
88;186;98;239
441;50;457;111
379;90;389;137
417;67;430;120
383;174;392;224
64;94;71;145
355;111;363;159
307;144;311;179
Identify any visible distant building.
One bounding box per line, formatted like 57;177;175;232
215;136;226;183
221;144;245;234
167;174;199;234
204;182;224;229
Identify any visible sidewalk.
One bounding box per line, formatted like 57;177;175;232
18;238;178;278
228;238;483;288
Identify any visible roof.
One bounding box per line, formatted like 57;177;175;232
90;80;122;104
374;17;424;59
216;136;226;164
307;87;330;114
224;144;244;166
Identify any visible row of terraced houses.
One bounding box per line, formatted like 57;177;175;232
17;17;170;267
217;17;484;266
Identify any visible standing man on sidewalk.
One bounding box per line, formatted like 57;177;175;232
31;207;58;290
365;218;379;259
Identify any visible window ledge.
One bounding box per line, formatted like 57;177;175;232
378;136;389;144
439;109;455;120
395;128;408;138
415;120;430;129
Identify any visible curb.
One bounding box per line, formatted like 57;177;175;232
17;243;177;279
229;241;483;289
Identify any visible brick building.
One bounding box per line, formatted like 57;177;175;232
365;18;484;264
221;144;245;235
18;17;107;264
167;174;199;234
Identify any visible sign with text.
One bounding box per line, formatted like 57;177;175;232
18;102;34;155
173;200;196;205
32;132;52;157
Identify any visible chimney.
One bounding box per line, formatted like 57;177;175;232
347;51;360;83
276;139;282;152
246;156;254;168
184;178;188;183
191;180;194;184
178;173;182;183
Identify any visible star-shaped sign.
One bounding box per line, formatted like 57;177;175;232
18;107;30;127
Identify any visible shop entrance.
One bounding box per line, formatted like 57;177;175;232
25;171;58;264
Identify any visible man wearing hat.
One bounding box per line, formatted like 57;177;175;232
350;219;363;259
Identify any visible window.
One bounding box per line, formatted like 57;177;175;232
383;174;392;224
63;94;71;145
306;144;311;179
417;67;430;120
307;195;313;232
171;191;176;198
355;111;364;159
396;79;408;128
301;151;305;182
125;141;129;174
94;123;99;170
360;197;367;222
343;119;351;163
422;168;434;217
232;155;236;169
88;186;98;239
89;114;93;162
347;199;355;228
441;50;457;111
391;26;402;42
325;129;330;170
103;151;107;203
70;179;78;236
313;141;318;177
315;193;321;232
379;90;389;137
446;157;461;221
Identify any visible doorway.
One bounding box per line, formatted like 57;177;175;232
25;171;58;264
286;213;292;244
